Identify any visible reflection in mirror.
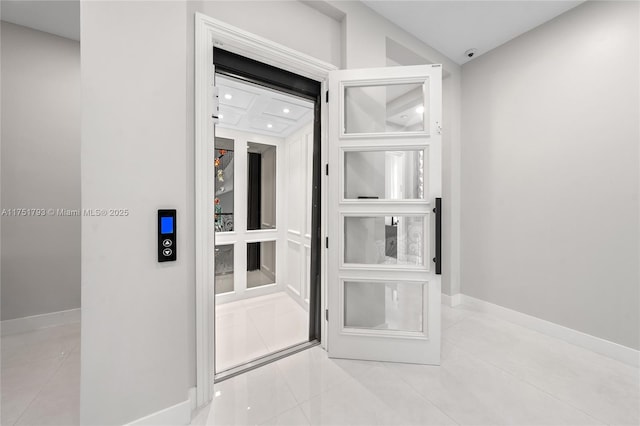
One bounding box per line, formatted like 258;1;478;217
344;81;428;134
344;150;425;200
214;137;234;232
344;281;424;332
344;216;425;266
247;142;276;230
214;244;234;295
247;240;276;288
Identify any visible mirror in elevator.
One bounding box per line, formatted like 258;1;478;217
215;137;235;232
246;240;276;288
247;142;276;230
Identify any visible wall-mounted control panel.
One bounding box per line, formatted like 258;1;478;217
158;209;176;262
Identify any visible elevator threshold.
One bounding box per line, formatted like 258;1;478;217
214;339;320;383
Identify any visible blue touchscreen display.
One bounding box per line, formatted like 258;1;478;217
161;217;174;234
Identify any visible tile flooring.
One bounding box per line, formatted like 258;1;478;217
215;292;309;372
193;304;640;426
1;322;80;426
2;303;639;426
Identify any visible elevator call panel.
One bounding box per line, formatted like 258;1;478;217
158;209;177;262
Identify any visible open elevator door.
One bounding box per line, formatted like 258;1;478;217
211;48;324;380
327;64;442;364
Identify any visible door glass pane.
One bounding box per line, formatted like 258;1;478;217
214;244;234;295
247;240;276;288
344;81;428;134
344;281;424;332
247;142;276;230
215;137;234;232
344;150;426;200
344;216;425;266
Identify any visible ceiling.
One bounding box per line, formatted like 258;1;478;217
0;1;584;65
1;1;80;41
216;75;314;138
363;1;584;65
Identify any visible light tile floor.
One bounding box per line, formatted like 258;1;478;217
193;304;640;426
215;292;309;372
1;322;80;426
2;304;638;426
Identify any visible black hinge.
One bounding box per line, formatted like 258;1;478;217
325;163;329;176
325;91;329;103
325;309;329;321
325;237;329;249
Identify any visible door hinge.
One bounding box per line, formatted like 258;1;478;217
326;91;329;103
325;309;329;321
325;163;329;176
325;237;329;249
436;121;442;135
211;86;220;123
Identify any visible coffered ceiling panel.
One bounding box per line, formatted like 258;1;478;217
263;99;310;122
216;75;314;138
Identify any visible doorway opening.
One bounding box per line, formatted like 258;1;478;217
212;49;322;381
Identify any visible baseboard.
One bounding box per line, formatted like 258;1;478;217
1;308;81;336
441;293;462;307
188;387;197;412
124;391;194;426
460;294;640;368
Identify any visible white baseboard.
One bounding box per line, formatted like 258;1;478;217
124;390;194;426
1;308;81;336
188;387;197;412
441;293;462;307
460;294;640;368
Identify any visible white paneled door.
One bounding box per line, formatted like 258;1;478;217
327;65;442;364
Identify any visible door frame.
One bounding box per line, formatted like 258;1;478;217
194;13;337;408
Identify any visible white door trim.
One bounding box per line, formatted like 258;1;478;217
194;12;337;408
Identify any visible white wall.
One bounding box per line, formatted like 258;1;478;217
1;22;80;321
80;2;191;424
200;0;342;67
461;1;639;349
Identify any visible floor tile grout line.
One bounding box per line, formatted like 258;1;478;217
274;359;307;407
246;305;280;355
275;349;359;407
246;295;308;354
378;361;462;426
216;292;306;356
215;316;269;373
245;297;307;326
450;307;638;370
443;337;610;426
351;366;462;426
442;311;474;331
295;401;312;425
11;347;72;426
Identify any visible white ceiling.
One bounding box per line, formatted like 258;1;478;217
1;1;80;41
362;1;584;65
216;75;314;138
0;1;583;65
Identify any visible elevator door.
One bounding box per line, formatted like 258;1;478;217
327;64;442;364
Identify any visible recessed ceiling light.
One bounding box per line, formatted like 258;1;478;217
224;93;232;100
400;114;408;119
283;108;290;114
415;105;425;114
267;123;273;128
